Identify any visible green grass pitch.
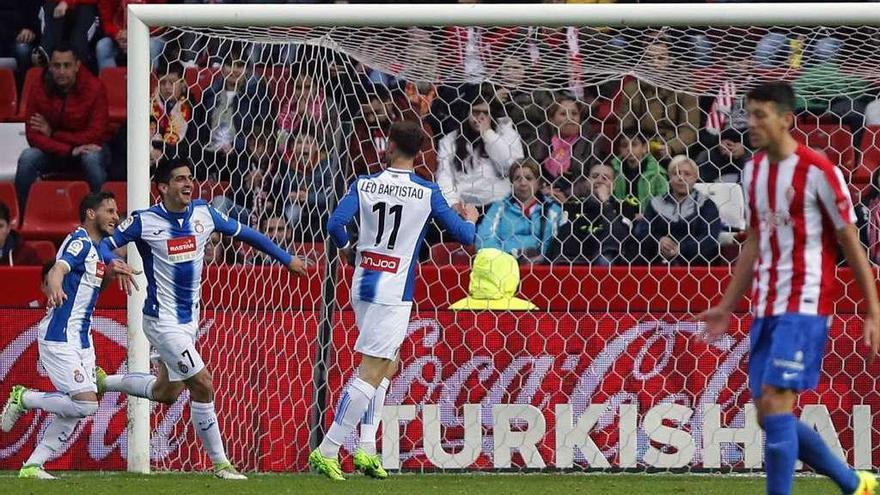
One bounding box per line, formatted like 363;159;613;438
0;472;839;495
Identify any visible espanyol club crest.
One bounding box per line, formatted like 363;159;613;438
193;220;205;233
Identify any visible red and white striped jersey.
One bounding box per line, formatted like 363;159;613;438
743;144;856;317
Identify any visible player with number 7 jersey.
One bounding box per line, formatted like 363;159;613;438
308;121;478;480
97;158;307;480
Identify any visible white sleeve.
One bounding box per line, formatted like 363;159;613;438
815;165;857;230
482;118;524;178
435;133;461;205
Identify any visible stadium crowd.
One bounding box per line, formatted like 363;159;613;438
2;0;880;268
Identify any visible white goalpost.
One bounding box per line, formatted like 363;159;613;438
125;3;880;475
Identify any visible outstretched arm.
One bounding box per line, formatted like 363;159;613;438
208;206;305;275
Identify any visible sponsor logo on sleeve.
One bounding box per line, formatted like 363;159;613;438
118;216;134;232
66;239;83;257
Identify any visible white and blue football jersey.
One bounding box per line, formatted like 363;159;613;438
328;167;476;305
40;227;114;349
107;199;292;325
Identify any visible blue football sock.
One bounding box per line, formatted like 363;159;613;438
796;421;859;494
764;413;798;495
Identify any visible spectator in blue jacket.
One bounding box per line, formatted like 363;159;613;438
476;158;563;264
634;156;722;266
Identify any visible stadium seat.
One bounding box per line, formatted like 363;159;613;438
429;242;475;265
194;180;230;201
0;68;18;121
102;181;128;214
0;181;20;229
29;240;58;264
100;67;127;123
14;67;42;122
690;66;725;94
792;122;855;170
21;181;90;241
693;182;745;247
861;125;880;173
184;66;219;104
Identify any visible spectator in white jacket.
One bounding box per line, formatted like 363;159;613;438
436;92;525;212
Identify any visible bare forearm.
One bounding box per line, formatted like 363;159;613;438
838;224;880;316
48;263;68;292
719;232;758;312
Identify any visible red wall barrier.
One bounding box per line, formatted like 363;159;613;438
1;265;876;314
2;309;878;471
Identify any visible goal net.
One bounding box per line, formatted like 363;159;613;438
7;6;880;475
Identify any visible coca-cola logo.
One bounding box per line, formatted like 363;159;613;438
0;315;215;467
332;314;873;470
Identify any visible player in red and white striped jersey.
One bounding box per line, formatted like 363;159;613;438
700;82;879;495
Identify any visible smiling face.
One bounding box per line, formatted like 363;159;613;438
92;198;120;236
159;165;194;209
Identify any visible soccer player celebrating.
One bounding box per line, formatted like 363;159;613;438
98;158;307;479
309;121;478;480
700;81;879;495
2;192;138;479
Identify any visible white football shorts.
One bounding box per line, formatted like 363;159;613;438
142;315;204;382
38;340;97;395
353;299;413;360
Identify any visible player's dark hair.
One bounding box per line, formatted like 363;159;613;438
388;120;424;158
154;158;192;185
79;191;116;222
0;201;9;224
50;41;79;60
746;81;796;114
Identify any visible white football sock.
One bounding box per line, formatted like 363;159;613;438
25;416;80;467
319;377;375;458
190;401;229;465
359;377;389;455
103;373;156;400
22;391;96;418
